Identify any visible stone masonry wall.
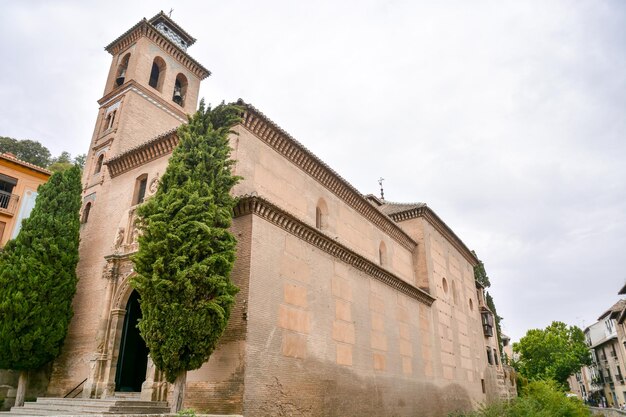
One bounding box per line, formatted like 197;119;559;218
241;216;477;417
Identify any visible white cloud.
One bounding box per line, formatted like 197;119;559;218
1;0;625;341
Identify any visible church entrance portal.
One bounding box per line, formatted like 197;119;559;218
114;290;149;392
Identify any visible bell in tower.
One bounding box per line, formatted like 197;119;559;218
115;54;130;87
172;80;183;106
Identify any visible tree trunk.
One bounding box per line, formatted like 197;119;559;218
15;370;28;407
169;371;186;414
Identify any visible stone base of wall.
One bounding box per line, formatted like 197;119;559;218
0;365;51;410
589;407;626;417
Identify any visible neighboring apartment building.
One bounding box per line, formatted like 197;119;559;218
569;298;626;407
0;152;51;246
32;12;515;416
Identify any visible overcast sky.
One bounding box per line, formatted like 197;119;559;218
1;0;625;342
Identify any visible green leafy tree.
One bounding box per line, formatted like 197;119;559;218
47;152;86;173
48;151;73;173
471;250;491;288
0;166;82;406
131;101;242;413
0;137;51;168
485;291;504;356
472;251;504;358
513;321;591;390
74;153;86;170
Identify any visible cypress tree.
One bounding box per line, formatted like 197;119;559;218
131;101;241;412
0;166;82;406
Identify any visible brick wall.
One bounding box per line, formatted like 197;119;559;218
240;216;478;417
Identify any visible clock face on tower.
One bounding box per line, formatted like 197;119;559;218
154;22;188;51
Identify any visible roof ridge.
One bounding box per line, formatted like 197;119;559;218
382;200;427;207
1;152;52;175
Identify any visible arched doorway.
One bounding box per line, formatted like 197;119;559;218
114;290;149;392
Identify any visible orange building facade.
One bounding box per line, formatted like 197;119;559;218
0;152;51;247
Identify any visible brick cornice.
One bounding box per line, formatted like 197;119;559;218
105;129;179;178
240;103;417;251
97;80;187;122
389;206;479;266
104;19;210;80
234;195;435;306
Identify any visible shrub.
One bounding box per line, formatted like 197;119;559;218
449;380;590;417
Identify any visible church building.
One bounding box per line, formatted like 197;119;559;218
44;12;515;416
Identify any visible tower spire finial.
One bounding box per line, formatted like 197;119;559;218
168;8;174;18
378;177;385;201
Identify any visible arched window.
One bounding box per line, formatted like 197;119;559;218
133;174;148;205
315;198;328;230
379;241;387;266
116;53;130;87
148;57;166;91
82;202;92;223
102;110;116;132
94;154;104;174
172;73;188;107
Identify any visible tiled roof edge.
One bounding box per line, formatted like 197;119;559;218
0;153;52;176
388;205;479;266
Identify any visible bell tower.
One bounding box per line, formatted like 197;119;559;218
85;11;210;175
47;12;210;399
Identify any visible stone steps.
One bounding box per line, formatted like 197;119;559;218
1;397;169;416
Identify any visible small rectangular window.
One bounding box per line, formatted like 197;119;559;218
136;178;147;205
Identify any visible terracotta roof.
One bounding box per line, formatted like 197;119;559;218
0;152;52;176
104;16;210;80
379;201;427;216
374;200;478;266
598;299;626;320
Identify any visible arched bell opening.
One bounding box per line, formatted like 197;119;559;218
115;53;130;87
172;73;188;107
148;57;166;91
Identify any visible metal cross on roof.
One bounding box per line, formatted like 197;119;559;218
378;177;385;201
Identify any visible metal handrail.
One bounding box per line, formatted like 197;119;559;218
63;378;87;398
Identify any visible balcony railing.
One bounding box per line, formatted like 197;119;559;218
0;191;19;215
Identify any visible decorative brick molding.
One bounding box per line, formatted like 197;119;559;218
389;206;478;265
98;80;187;122
240;103;417;251
104;18;209;80
234;195;435;307
105;129;178;178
